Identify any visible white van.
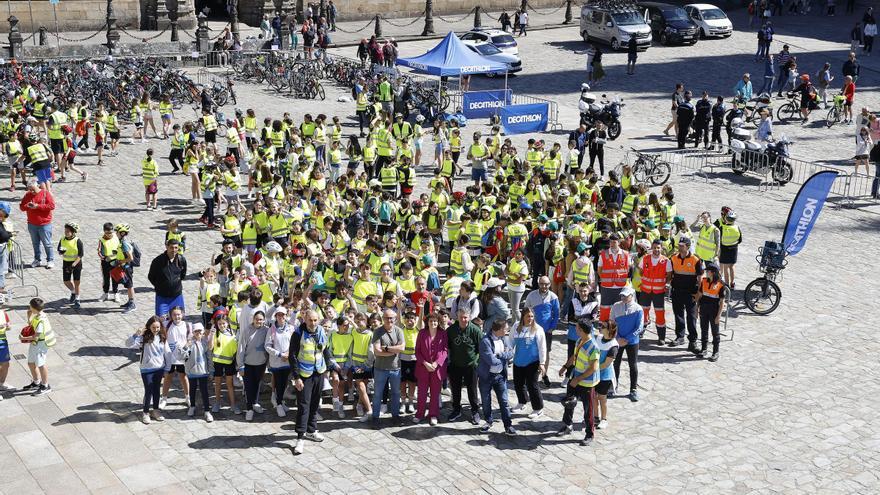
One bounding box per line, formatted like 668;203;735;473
580;4;653;51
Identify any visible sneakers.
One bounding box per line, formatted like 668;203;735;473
332;398;341;412
245;410;254;421
404;402;414;414
205;411;214;423
528;409;544;419
708;352;719;362
0;384;13;392
45;262;54;270
480;421;493;433
336;407;346;419
22;383;39;392
293;439;305;455
504;426;518;435
149;410;164;422
122;301;136;314
253;403;264;414
277;404;286;417
141;412;151;425
113;293;123;303
470;413;481;426
211;404;220;413
32;384;51;396
68;293;76;304
412;416;421;424
597;419;608;429
304;431;324;442
447;411;462;422
158;396;168;410
429;417;438;426
356;403;365;417
187;407;195;417
557;425;573;436
510;403;526;413
271;393;278;407
233;405;242;415
629;390;640;402
358;413;371;423
30;260;42;268
380;404;387;415
580;436;593;447
687;342;698;354
669;338;685;347
541;375;551;387
72;300;81;310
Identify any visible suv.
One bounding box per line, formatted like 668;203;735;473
638;2;700;45
580;4;652;51
459;28;519;55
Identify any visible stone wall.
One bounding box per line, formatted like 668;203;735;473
0;0;195;33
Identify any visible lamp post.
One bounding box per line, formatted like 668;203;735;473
422;0;434;36
106;0;120;54
169;0;180;42
230;0;239;43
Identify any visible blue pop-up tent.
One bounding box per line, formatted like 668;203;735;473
396;31;509;76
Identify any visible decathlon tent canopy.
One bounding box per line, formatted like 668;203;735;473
396;31;509;77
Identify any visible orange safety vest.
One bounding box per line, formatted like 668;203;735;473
599;250;630;288
700;279;723;299
671;254;699;276
640;255;669;294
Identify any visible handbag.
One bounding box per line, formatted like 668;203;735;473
110;265;127;283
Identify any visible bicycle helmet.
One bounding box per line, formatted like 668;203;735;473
65;222;80;233
800;73;810;81
234;108;243;117
114;223;131;234
0;202;10;216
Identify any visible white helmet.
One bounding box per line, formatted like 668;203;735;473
730;117;743;128
581;83;591;91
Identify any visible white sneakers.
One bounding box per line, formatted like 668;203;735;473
333;399;345;418
245;410;254;421
304;431;324;442
271;394;278;407
158;397;168;410
113;293;123;303
429;417;438;426
597;419;608;430
276;404;286;417
253;403;264;414
149;410;164;422
293;439;305;455
528;409;544;419
141;413;151;425
187;407;195;417
99;293;109;302
205;412;214;423
511;403;526;413
358;413;371;423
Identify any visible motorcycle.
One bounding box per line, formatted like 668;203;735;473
577;84;623;140
729;119;793;185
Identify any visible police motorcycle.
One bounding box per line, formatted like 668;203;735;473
728;118;793;185
577;84;623;140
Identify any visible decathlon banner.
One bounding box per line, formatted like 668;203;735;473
781;170;838;256
500;103;549;134
462;90;512;119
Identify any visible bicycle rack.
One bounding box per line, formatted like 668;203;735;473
5;240;40;304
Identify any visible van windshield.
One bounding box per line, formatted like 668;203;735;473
701;8;727;20
662;8;689;21
611;11;643;26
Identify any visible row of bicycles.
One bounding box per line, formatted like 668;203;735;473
725;91;852;128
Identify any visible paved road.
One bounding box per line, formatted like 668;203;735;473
0;8;878;495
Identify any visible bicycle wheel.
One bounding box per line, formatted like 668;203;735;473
632;158;648;183
648;161;671;186
776;103;797;123
743;277;782;315
315;83;325;101
825;107;839;128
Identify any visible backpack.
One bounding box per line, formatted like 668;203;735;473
481;226;499;249
345;210;365;238
379;201;393;223
130;241;142;267
364;196;379;221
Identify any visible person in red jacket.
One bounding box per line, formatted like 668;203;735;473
19;179;55;269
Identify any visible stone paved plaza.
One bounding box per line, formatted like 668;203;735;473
0;7;878;495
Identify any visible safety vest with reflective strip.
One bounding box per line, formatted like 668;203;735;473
450;248;465;275
203;114;218;131
376;128;393;157
380;165;397;187
356;92;368;111
640;255;669;294
621;194;637;215
142;158;159;185
60;237;80;262
353;279;379;307
158;101;173;115
242;222;258;246
6;139;21;156
223;215;241;237
695;225;718;261
599;250;629;288
297;330;327;378
720;223;741;247
244;116;257;133
465;222;484;249
27;143;49;163
671;254;699;275
100;235;120;258
32;102;46;118
227;127;240;146
631;254;643;292
330;331;353;361
268;214;289;238
393;122;412;142
440;158;454;177
31;313;56;347
543;157;560;180
351;331;372;364
106;115;119;133
213;331;237;364
526;150;542;168
572;338;598;387
402;325;418;356
572;258;592;284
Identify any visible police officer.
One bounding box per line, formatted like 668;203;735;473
669;238;703;351
675;91;695;150
693;91;712;149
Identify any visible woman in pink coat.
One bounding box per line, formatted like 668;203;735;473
414;312;448;425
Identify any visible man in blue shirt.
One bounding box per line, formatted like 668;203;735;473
610;286;643;401
524;276;560;387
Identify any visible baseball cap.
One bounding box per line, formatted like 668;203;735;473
485;277;505;289
620;286;635;297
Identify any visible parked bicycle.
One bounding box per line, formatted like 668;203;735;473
743;241;787;315
629;147;671;186
824;94;846;128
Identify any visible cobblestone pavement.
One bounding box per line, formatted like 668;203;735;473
1;8;878;495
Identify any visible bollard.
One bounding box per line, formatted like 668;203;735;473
564;0;572;24
106;0;121;55
169;0;181;42
8;16;23;59
38;26;47;46
473;6;482;28
374;14;381;37
196;11;209;53
422;0;435;35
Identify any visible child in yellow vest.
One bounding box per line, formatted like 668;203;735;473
21;297;56;395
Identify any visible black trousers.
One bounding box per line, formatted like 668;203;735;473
589;145;605;176
699;302;721;352
562;384;595;438
676;120;692;149
169;148;184;172
295;373;323;436
711;122;723;144
612;343;639;392
188;376;210;410
272;368;291;404
244;363;266;410
693;123;709;147
448;364;479;414
101;259;121;294
512;361;543;410
671;290;697;342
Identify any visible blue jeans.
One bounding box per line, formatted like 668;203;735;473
759;76;774;95
479;372;512;428
871;161;880;198
27;223;53;263
372;368;401;419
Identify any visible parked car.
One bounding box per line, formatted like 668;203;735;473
580;4;652;51
638;2;700;46
460;40;523;76
684;3;733;38
459;28;519;55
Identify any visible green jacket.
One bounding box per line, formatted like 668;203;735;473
446;322;482;368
